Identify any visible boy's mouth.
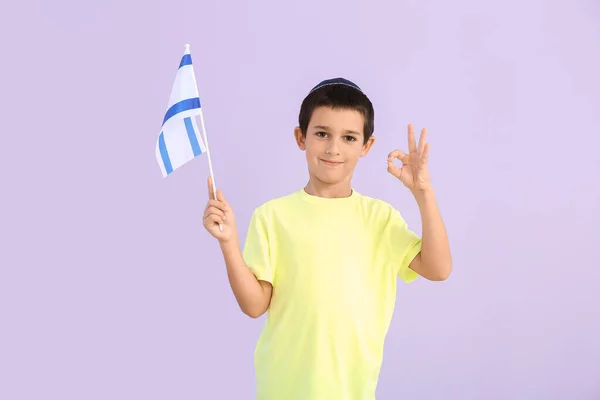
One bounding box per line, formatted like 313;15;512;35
320;159;343;167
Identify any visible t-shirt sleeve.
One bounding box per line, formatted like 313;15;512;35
242;209;274;284
386;208;422;283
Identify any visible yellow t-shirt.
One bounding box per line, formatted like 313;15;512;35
243;188;422;400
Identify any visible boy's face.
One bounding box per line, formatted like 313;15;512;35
294;106;375;186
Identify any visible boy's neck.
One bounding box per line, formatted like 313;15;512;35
304;178;353;199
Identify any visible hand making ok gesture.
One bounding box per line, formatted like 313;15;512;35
387;124;432;193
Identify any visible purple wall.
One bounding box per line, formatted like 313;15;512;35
2;0;599;398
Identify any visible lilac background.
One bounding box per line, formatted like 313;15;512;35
1;0;599;399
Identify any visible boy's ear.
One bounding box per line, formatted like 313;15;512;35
294;126;306;150
360;136;376;157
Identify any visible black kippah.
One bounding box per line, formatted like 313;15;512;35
308;77;363;94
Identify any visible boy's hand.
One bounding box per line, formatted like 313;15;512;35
387;124;432;194
203;176;237;243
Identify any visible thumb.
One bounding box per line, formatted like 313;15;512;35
387;160;400;175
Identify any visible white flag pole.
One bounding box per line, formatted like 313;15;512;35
186;44;222;232
198;110;221;232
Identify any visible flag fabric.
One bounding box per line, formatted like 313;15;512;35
155;46;207;177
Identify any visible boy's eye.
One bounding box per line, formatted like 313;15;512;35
314;132;357;142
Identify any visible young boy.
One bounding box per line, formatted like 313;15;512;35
202;78;452;399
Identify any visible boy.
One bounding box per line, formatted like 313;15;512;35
202;78;452;399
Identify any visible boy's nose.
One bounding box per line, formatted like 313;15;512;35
325;143;340;155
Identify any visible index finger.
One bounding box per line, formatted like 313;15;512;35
207;176;215;200
388;149;408;161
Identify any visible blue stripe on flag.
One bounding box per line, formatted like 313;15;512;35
184;117;202;156
158;132;173;175
162;97;201;125
179;54;192;68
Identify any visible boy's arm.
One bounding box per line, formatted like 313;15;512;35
220;238;273;318
202;177;272;319
408;188;452;281
387;125;451;281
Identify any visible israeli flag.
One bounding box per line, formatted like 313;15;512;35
156;45;207;177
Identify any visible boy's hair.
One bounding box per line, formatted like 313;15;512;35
298;78;375;144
